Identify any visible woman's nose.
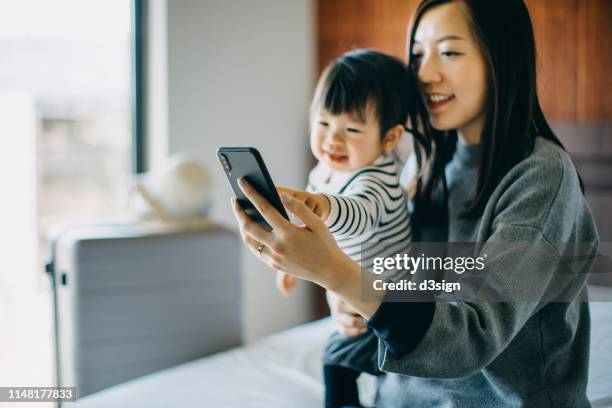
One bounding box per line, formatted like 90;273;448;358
418;55;443;85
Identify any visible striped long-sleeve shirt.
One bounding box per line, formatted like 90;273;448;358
307;154;411;272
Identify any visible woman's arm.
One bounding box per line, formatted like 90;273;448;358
234;178;434;356
363;150;598;378
368;226;564;378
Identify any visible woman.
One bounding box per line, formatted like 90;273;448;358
232;0;599;406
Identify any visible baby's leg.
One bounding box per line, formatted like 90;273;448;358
322;329;380;408
323;364;361;408
323;329;380;375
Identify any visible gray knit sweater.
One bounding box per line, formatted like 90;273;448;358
366;138;599;407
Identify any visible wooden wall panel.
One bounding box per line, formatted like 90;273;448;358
316;0;612;122
317;0;419;73
576;0;612;121
526;0;578;120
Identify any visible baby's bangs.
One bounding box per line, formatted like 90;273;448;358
319;64;370;123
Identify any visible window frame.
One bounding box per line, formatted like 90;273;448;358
132;0;145;173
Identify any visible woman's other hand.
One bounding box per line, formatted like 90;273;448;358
276;186;331;221
326;290;367;336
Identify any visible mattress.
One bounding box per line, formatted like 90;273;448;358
74;295;612;407
73;318;343;408
589;290;612;407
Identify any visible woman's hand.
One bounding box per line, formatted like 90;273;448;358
231;178;384;319
276;187;331;221
326;290;367;336
231;178;350;289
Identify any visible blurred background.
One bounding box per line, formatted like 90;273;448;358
0;0;610;405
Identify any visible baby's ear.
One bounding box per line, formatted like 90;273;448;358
382;124;405;152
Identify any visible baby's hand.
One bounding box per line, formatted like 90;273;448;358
276;271;299;296
277;187;331;221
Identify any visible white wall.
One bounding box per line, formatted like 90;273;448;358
146;0;316;342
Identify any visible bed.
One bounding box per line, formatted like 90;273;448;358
73;287;612;408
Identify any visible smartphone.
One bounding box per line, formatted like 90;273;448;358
217;147;289;231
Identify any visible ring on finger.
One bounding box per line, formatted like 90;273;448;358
256;242;265;255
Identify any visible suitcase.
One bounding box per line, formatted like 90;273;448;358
45;221;242;402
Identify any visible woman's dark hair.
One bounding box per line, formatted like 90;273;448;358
407;0;580;229
311;49;416;138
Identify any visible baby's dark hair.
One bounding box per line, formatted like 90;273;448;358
311;49;415;138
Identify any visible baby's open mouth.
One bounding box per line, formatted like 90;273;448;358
326;152;348;163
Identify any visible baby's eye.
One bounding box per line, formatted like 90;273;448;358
318;121;329;127
346;128;362;133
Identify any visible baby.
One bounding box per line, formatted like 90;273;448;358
276;49;415;408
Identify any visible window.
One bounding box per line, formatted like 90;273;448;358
0;0;136;390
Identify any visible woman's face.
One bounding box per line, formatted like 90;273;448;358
411;1;488;143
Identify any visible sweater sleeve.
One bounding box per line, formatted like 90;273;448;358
365;293;435;357
368;225;561;378
366;148;598;378
324;173;404;238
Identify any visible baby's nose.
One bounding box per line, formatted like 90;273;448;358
326;131;343;144
325;138;343;150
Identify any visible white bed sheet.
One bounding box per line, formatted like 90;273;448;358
74;318;342;408
74;301;612;408
588;300;612;408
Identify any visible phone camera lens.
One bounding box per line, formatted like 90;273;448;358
220;154;231;171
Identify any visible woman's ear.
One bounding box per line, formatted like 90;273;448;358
382;124;405;152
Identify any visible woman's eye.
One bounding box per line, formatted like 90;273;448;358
346;128;361;133
441;51;462;58
318;121;329;126
411;53;423;61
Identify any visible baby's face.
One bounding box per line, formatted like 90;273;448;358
310;104;384;173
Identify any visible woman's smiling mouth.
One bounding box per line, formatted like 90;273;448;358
427;93;455;112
